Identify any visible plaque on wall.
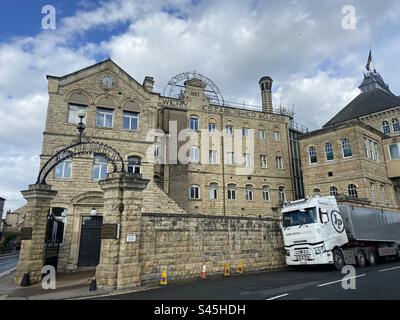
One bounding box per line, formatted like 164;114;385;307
20;227;33;240
101;224;120;239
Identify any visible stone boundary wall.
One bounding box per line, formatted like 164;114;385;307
139;213;285;284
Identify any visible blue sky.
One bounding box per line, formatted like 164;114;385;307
1;0;400;213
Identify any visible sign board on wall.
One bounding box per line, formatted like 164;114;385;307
101;224;120;240
126;234;137;243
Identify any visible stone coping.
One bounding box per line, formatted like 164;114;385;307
142;212;279;222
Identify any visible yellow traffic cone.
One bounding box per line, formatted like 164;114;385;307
237;261;244;274
224;264;230;277
160;271;168;285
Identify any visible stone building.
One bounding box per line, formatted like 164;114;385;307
299;60;400;210
27;59;304;274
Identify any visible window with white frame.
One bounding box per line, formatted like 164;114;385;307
242;127;250;137
258;128;266;140
262;186;270;202
341;139;352;158
208;123;217;133
189;146;200;163
308;146;317;164
92;155;108;180
330;186;338;196
279;187;286;203
382;121;391;134
123;111;139;131
245;185;254;201
209;183;218;200
273;130;281;141
189;116;199;131
96;107;114;128
68;104;87;124
55;158;72;179
226;152;234;165
389;143;400;160
325;143;334;161
348;184;358;198
393;118;400;133
260;155;268;168
364;138;379;161
227;184;236;200
226;125;234;137
127;156;141;174
209;150;218;164
189;185;200;200
244;153;252;167
276;156;284;169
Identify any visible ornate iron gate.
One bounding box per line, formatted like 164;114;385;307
78;216;103;267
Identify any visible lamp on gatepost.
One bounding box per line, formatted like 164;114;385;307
77;110;86;143
90;208;97;216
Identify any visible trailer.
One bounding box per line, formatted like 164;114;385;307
280;196;400;270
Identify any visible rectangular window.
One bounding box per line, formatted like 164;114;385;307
242;128;250;137
209;150;218;164
260;155;268;168
189;116;199;131
276;156;284;169
123;111;139;131
228;187;236;200
258;129;266;140
273;131;281;141
189;146;200;163
226;125;234;136
55;159;72;179
389;143;400;160
208;123;216;133
244;153;252;167
226;152;234;165
263;188;270;202
189;186;200;200
96;108;114;128
92;155;108;181
246;188;254;201
68;104;87;124
371;183;376;202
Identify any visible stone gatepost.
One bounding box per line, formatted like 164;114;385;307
96;172;149;291
15;184;58;285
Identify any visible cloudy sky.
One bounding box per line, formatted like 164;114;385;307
0;0;400;214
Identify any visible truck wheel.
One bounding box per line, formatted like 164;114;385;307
333;249;345;271
356;250;366;268
367;251;376;266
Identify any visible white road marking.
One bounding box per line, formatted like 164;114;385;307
378;266;400;273
0;267;16;278
266;293;289;300
317;274;366;287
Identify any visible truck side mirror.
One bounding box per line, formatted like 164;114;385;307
321;213;329;223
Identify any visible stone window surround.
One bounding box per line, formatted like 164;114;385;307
308;146;318;164
324;142;334;162
54;158;73;180
189;185;201;200
341;138;353;159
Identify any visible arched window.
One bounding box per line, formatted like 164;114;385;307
92;155;108;181
382;121;391;134
209;183;218;200
189;185;200;200
208;119;217;133
262;186;270;202
279;187;286;203
313;188;321;196
330;186;338;196
308;146;317;164
245;185;254;201
392;118;400;133
324;143;334;161
348;184;358;198
127;156;141;174
227;184;236;200
341;139;352;158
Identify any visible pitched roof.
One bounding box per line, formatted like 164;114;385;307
323;89;400;127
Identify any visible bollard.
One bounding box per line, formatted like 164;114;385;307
20;272;31;287
200;264;207;279
160;271;168;285
89;277;97;291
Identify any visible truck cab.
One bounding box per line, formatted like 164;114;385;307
281;196;349;268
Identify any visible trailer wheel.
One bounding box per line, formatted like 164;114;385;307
367;251;376;266
333;249;345;271
356;250;366;268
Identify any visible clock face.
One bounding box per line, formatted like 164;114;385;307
100;74;116;89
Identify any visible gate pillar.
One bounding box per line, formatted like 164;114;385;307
15;184;58;285
96;172;149;290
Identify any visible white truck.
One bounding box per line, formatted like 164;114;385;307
280;196;400;270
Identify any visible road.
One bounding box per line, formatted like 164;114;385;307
96;260;400;300
0;254;19;278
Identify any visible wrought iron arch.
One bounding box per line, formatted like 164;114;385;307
37;141;125;185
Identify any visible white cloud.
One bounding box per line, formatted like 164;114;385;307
0;0;400;213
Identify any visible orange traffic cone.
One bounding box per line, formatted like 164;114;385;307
200;264;207;279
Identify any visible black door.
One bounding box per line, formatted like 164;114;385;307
78;216;103;267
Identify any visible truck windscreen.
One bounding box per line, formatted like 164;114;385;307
282;207;318;228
